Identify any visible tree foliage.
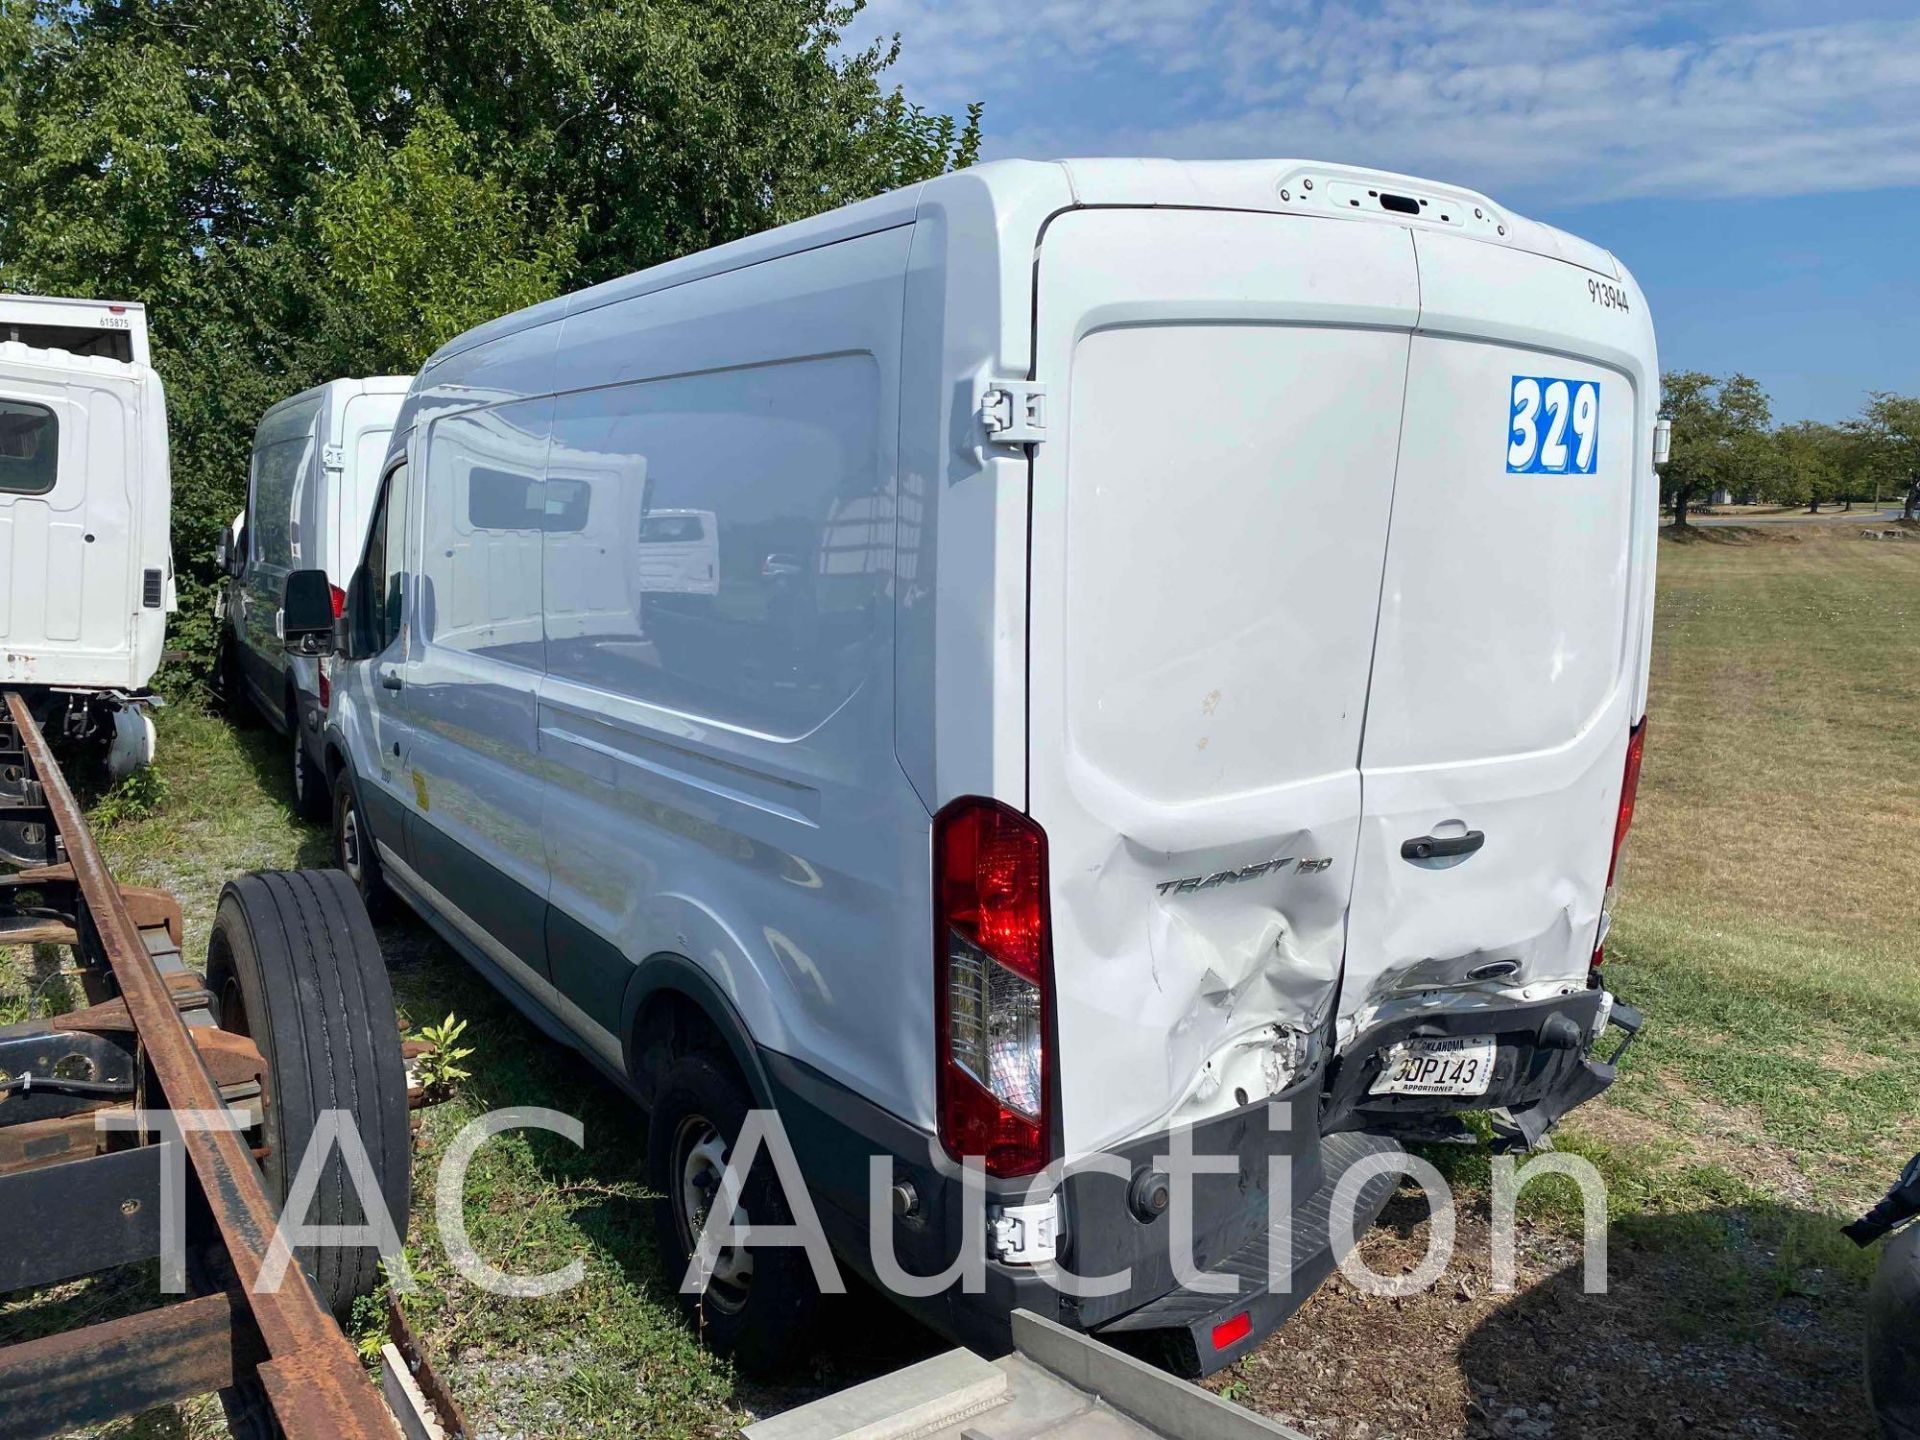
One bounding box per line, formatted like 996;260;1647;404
0;0;980;676
1659;371;1775;525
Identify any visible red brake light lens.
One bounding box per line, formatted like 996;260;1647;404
1212;1311;1253;1350
1606;719;1646;887
328;583;347;619
934;797;1052;1179
1593;719;1648;969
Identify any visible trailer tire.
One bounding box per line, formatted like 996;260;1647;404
204;869;411;1322
648;1052;819;1374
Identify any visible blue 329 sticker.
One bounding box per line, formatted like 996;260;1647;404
1507;376;1600;474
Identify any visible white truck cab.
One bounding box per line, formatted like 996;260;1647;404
291;158;1654;1376
0;296;170;785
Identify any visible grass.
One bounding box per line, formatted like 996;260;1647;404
5;523;1918;1436
1420;524;1920;1349
1;703;762;1438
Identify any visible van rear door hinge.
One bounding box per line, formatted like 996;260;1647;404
981;380;1047;445
321;443;345;471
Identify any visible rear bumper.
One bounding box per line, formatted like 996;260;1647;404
760;986;1638;1376
763;1053;1403;1375
1323;986;1643;1148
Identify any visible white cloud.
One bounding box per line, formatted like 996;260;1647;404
849;0;1920;202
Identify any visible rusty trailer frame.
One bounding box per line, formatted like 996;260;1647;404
0;691;457;1440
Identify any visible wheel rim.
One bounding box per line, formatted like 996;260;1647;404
672;1114;753;1314
339;800;365;885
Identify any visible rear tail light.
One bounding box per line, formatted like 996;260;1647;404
934;797;1052;1179
1593;719;1647;969
1211;1311;1253;1351
316;586;346;708
329;583;347;619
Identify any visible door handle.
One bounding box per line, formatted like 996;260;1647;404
1401;830;1485;861
380;670;404;692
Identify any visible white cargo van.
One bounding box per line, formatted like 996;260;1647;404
287;159;1654;1376
223;376;410;816
0;295;171;787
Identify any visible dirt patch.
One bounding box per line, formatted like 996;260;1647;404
1662;524;1801;546
1212;1195;1872;1439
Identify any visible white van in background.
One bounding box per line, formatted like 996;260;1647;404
288;158;1655;1378
222;375;409;816
0;295;171;788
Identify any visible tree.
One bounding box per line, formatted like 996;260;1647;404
0;0;980;677
1659;371;1776;526
1850;393;1920;520
1769;420;1845;513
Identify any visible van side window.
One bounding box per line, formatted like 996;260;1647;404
544;353;886;736
378;460;409;651
420;402;551;667
251;433;309;567
361;460;408;654
0;400;57;495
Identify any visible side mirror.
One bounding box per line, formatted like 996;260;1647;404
214;529;230;573
282;569;335;655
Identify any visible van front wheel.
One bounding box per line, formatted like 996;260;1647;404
647;1054;817;1373
333;774;391;920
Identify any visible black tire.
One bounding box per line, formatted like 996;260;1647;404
648;1053;819;1373
289;702;328;823
1868;1223;1920;1439
332;770;392;920
204;869;411;1322
216;629;257;727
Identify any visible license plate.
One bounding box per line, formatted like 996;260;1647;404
1369;1035;1497;1097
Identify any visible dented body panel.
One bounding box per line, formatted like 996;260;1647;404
1020;173;1657;1155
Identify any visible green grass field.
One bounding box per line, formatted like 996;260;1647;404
4;522;1916;1437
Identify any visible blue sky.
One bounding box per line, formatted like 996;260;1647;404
849;0;1920;424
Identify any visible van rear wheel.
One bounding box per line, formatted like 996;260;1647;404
647;1053;818;1374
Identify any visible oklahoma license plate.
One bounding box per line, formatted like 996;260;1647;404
1370;1035;1497;1097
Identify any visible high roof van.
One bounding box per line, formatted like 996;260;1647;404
222;376;410;816
288;158;1654;1376
0;311;171;784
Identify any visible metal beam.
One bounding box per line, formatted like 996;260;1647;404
4;693;396;1440
0;1292;262;1439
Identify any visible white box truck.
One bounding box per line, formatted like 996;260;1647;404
285;158;1655;1376
0;295;171;789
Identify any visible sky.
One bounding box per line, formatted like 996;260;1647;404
847;0;1920;425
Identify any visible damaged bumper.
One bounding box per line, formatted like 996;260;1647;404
1323;986;1643;1149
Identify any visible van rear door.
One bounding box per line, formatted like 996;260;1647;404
1025;207;1419;1154
1339;231;1656;1034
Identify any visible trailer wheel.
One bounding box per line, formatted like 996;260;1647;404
204;869;411;1321
648;1052;819;1374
